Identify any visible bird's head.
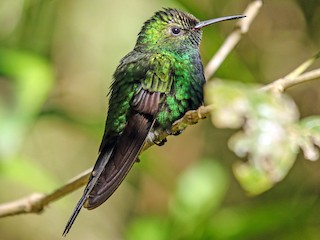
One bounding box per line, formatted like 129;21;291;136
135;8;244;54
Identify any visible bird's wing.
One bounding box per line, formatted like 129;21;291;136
63;52;173;236
84;91;161;209
85;53;174;208
141;54;173;93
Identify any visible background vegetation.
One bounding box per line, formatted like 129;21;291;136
0;0;320;239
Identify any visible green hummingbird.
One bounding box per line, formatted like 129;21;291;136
63;8;244;236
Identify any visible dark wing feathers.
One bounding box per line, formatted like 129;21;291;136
85;90;161;209
132;90;161;115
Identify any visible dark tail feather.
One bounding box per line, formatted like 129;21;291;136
85;112;154;209
63;90;160;236
62;148;114;237
63;113;154;236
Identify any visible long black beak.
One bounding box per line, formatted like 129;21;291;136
194;15;246;30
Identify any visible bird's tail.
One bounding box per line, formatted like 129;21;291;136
62;148;114;237
62;113;155;236
63;90;161;236
85;112;154;209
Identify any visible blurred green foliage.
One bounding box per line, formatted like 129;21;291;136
0;49;54;158
0;0;320;240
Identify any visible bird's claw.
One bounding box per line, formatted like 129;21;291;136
172;130;183;136
166;129;183;136
154;138;167;146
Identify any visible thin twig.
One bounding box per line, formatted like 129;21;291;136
262;68;320;93
204;0;263;79
262;51;320;93
286;51;320;79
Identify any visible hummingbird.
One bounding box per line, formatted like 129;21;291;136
63;8;244;236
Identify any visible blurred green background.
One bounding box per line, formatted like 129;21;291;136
1;0;320;239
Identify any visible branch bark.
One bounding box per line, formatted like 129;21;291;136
0;169;91;217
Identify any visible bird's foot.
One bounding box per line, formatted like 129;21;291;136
172;130;183;136
154;138;167;146
166;128;184;136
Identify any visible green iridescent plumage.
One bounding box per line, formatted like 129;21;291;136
63;8;245;236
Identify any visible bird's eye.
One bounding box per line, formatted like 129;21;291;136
171;27;181;36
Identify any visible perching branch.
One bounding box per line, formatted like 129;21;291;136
149;66;320;151
4;68;317;218
143;105;214;150
0;169;92;217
